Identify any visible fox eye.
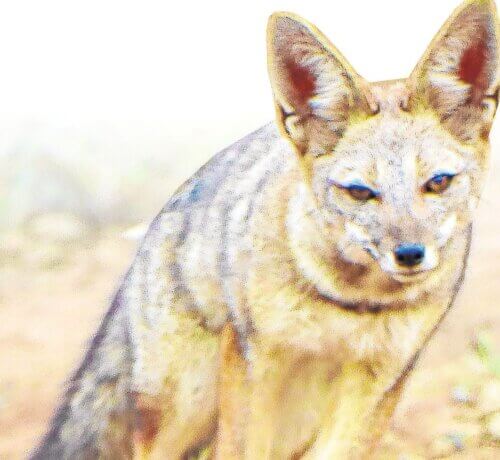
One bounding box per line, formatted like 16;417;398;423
345;184;378;201
329;180;379;202
424;174;455;194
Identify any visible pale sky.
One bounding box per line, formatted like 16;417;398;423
1;0;499;227
0;0;463;127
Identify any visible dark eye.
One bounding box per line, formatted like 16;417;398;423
424;174;455;194
345;184;377;201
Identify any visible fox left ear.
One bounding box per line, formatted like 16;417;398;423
410;0;500;141
267;13;377;156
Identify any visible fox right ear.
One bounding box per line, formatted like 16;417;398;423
267;13;377;156
409;0;500;141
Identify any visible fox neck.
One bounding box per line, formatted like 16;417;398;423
286;182;465;311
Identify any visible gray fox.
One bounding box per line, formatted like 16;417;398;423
32;0;500;458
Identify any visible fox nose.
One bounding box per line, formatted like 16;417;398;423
394;244;426;267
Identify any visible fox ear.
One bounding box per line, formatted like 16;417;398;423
410;0;500;140
267;13;377;155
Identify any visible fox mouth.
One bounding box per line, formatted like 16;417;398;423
387;269;434;283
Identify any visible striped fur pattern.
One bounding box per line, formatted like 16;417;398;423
32;1;499;458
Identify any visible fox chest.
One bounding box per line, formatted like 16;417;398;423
269;357;344;458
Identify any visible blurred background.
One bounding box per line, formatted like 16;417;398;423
0;0;499;458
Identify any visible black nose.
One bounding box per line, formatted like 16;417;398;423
394;244;426;267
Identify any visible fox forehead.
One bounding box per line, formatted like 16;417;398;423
328;103;469;186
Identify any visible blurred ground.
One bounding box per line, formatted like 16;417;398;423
1;156;500;459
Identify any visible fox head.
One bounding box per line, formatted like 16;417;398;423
268;0;499;288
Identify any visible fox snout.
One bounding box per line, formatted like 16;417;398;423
394;243;426;268
376;239;440;283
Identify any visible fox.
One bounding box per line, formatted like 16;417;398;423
31;0;500;458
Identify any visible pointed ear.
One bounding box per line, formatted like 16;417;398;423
267;13;377;156
409;0;500;141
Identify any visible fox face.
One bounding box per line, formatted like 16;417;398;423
268;0;499;285
311;110;481;283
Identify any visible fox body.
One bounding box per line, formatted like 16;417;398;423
33;1;499;459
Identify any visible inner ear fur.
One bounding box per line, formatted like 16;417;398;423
409;0;500;141
267;12;377;156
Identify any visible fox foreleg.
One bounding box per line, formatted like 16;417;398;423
303;361;409;460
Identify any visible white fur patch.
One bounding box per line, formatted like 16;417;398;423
344;221;369;242
437;213;457;247
338;221;379;264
